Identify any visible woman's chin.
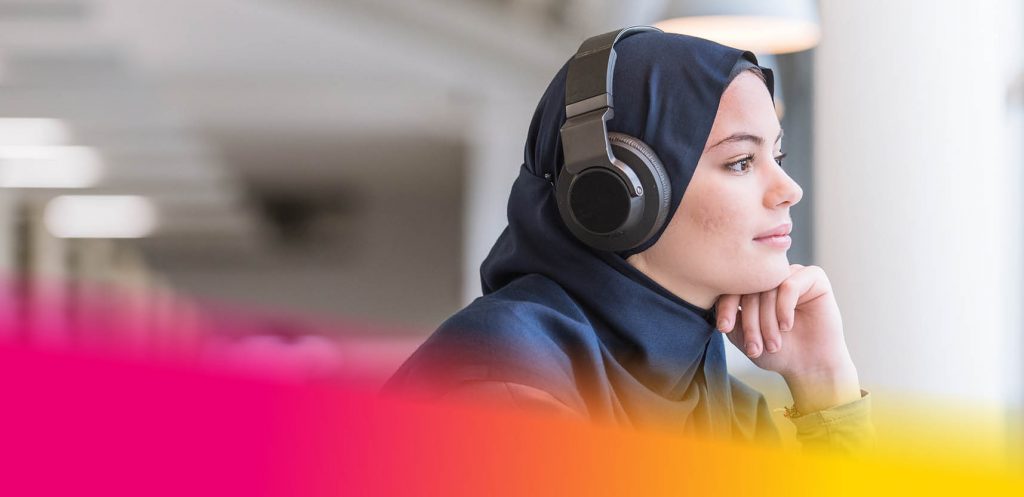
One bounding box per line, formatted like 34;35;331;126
726;262;791;295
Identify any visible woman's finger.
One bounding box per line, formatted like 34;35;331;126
759;289;782;353
724;309;742;346
740;293;762;358
775;267;817;331
715;294;741;333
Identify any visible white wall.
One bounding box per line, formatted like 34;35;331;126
814;0;1023;432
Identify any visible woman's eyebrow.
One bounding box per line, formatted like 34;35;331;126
705;128;784;152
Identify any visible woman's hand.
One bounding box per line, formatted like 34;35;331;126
715;264;862;413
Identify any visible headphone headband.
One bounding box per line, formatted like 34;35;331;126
564;26;662;119
560;26;661;185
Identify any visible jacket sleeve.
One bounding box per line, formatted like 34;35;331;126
785;389;876;454
728;375;784;446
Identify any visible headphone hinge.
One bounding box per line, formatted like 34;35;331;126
560;108;616;176
565;93;613;119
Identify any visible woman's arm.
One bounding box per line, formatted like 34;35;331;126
782;362;862;417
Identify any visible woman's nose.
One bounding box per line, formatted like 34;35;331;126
764;162;803;208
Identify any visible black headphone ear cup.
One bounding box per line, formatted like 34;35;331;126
607;132;671;247
554;133;672;252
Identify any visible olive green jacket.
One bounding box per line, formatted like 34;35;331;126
438;378;875;453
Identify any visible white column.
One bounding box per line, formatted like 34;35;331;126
27;200;72;348
0;193;13;272
461;94;537;304
815;0;1023;436
0;193;18;341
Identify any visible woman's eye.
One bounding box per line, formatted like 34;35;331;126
726;152;788;174
775;152;788;168
726;156;752;173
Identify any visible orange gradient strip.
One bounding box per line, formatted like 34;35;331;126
0;342;1021;496
0;275;1021;495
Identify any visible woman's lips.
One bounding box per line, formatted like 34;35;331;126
754;222;792;248
754;234;792;248
754;222;792;239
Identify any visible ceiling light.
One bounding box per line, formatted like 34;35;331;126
0;146;104;188
44;195;158;239
0;118;72;146
655;0;821;54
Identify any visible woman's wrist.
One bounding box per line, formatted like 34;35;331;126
781;362;861;415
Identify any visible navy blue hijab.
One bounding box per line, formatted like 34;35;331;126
384;31;779;442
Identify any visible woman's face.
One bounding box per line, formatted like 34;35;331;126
627;71;803;309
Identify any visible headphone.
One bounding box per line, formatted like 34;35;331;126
556;26;671;252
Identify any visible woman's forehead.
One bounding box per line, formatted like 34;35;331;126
704;75;780;150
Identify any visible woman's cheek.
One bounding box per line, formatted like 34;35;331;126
686;193;781;292
684;201;742;262
687;192;746;240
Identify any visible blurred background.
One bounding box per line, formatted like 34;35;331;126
0;0;1021;453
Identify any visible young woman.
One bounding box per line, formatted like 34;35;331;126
383;27;873;451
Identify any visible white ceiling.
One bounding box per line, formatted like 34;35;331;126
0;0;670;247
